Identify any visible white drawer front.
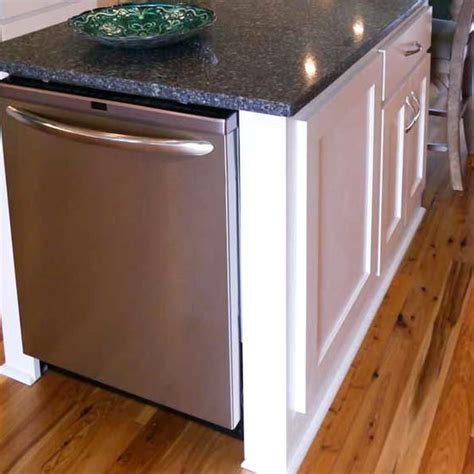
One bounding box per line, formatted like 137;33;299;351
382;7;432;102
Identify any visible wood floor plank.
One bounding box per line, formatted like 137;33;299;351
0;375;28;407
147;423;245;474
0;322;4;365
375;263;473;474
419;289;474;474
0;373;95;472
106;410;188;473
419;381;471;473
8;386;145;473
462;436;474;474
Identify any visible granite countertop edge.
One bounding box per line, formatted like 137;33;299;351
0;61;292;116
0;1;425;117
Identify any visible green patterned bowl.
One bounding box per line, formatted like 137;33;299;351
68;3;216;49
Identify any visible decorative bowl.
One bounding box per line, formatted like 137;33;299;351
68;3;216;49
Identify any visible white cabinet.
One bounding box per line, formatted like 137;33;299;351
290;41;429;419
380;54;430;272
283;9;431;472
290;53;383;416
0;0;96;41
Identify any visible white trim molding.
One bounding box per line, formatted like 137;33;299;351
239;111;289;473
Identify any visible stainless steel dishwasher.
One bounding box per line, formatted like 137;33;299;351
0;80;240;429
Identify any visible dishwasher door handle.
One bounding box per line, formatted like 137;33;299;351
6;106;215;156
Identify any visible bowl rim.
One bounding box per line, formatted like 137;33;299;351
68;2;217;42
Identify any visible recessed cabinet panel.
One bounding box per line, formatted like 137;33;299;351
404;55;430;224
380;85;409;273
315;93;375;361
291;54;383;413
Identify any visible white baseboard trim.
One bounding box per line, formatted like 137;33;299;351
240;459;287;474
240;460;257;473
286;207;426;474
0;363;41;386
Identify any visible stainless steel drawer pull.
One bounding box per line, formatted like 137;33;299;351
404;41;423;57
405;92;421;134
410;90;421;114
6;106;214;156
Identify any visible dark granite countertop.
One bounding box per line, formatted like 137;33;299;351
0;0;425;116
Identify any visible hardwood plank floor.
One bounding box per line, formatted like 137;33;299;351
419;288;474;473
1;153;474;473
0;368;245;474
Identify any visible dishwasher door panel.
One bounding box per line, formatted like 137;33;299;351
1;98;240;429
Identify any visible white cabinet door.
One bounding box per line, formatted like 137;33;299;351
379;81;410;273
379;54;430;273
404;55;430;224
291;54;383;412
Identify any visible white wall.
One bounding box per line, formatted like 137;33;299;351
0;0;67;20
0;0;97;41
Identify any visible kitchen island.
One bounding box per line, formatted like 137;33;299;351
0;0;431;472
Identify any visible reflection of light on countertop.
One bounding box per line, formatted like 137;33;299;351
352;18;364;41
304;54;317;81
